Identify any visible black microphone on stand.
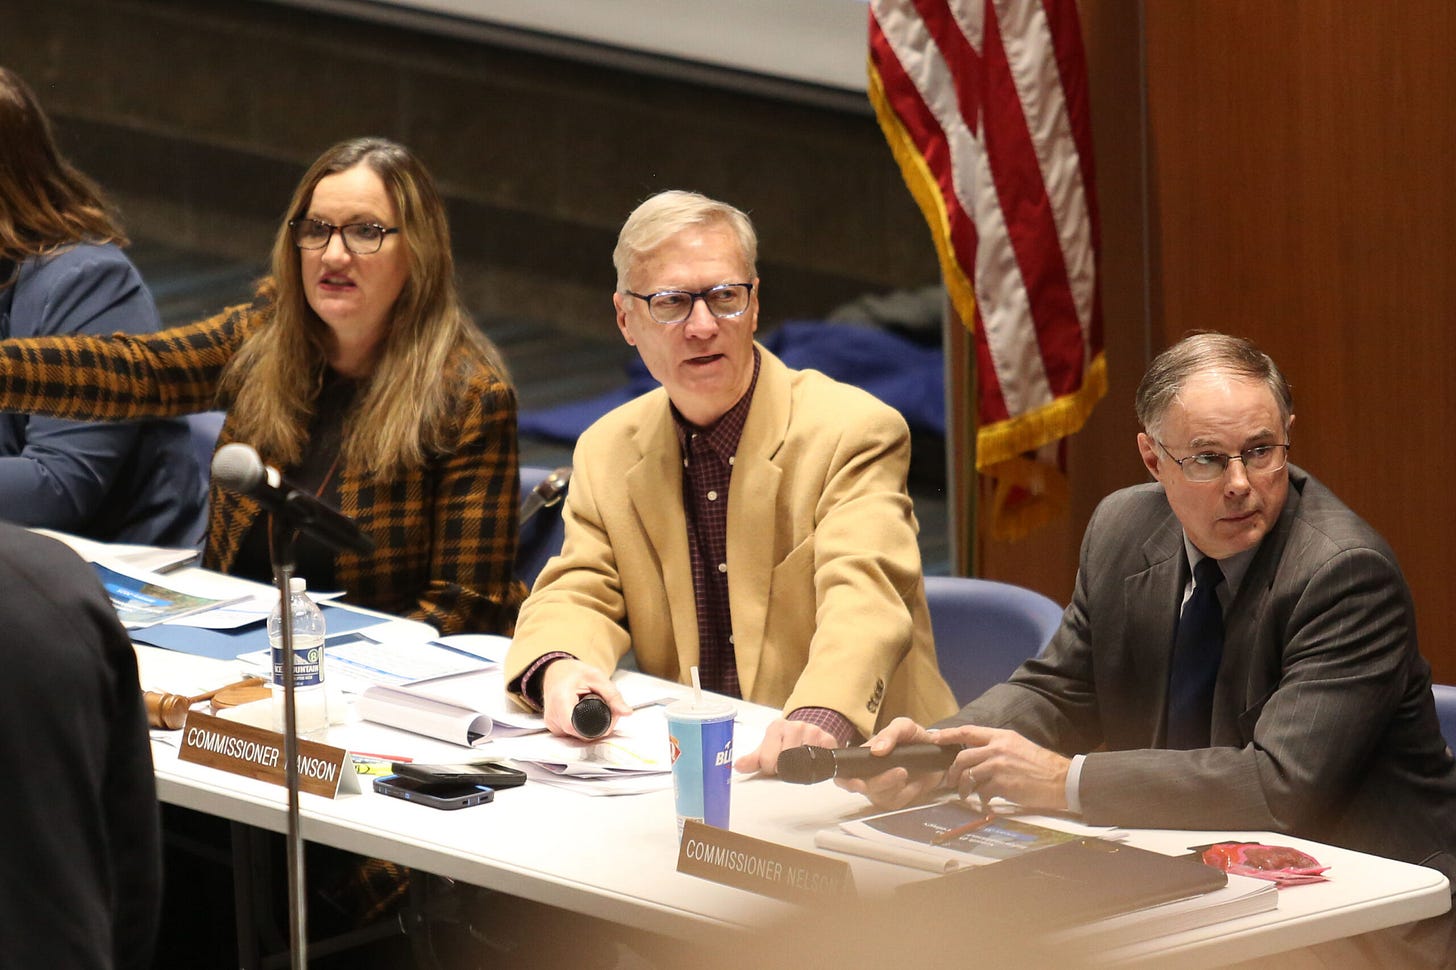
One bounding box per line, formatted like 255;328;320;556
212;442;375;554
777;743;964;784
210;439;374;970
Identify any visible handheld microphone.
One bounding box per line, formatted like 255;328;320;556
776;743;963;784
211;442;376;555
571;693;612;739
520;466;572;524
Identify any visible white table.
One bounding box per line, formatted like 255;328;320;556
138;643;1450;969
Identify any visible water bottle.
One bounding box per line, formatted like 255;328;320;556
268;576;328;738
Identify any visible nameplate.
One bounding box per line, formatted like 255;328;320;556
677;820;854;903
177;711;360;798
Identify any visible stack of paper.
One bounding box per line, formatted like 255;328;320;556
32;527;199;573
357;667;546;747
353;657;675;760
1046;871;1277;951
493;703;678;795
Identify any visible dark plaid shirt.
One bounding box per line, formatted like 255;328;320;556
672;350;855;746
672;359;756;699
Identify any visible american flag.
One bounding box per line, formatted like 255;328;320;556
868;0;1106;539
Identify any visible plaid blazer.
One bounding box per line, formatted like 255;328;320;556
0;301;526;635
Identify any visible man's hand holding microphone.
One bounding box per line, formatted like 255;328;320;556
540;658;634;739
778;716;1073;813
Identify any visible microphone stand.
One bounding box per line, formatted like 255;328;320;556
269;514;307;970
209;441;374;968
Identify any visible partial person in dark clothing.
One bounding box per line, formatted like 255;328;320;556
0;65;205;547
0;522;161;970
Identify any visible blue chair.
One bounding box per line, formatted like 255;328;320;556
1432;684;1456;749
924;576;1065;706
516;465;571;588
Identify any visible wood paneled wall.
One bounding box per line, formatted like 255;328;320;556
980;0;1456;681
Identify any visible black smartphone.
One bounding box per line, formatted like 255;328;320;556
373;774;495;810
390;760;527;790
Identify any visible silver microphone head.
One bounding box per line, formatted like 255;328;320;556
539;466;572;507
211;441;266;494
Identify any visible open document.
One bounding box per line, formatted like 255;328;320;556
357;667;544;747
492;702;679;795
91;561;246;629
358;664;675;756
32;527;199;573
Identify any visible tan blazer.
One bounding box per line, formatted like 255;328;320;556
507;346;956;738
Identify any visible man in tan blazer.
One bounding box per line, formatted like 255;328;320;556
506;190;956;773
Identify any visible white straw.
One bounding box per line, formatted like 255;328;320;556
691;665;702;707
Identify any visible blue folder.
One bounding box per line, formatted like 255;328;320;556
129;605;385;660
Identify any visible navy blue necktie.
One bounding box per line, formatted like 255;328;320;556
1165;557;1225;750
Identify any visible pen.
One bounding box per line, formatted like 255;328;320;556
931;812;997;845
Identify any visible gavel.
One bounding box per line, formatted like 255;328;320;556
145;676;266;730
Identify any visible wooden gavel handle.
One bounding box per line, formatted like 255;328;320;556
187;676;265;705
146;676;266;729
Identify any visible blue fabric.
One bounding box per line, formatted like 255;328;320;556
516;465;568;588
925;576;1065;706
1434;684;1456;748
0;244;207;547
518;321;945;442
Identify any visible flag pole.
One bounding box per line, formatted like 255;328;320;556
943;290;977;577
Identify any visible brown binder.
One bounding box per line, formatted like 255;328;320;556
896;837;1228;932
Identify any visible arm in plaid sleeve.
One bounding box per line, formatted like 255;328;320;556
410;367;527;635
0;303;255;419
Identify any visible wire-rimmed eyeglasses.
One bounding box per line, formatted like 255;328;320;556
623;283;754;325
289;218;400;255
1156;439;1291;483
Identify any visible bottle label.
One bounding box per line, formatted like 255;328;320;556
272;641;324;689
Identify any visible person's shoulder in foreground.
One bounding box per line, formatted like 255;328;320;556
0;523;161;970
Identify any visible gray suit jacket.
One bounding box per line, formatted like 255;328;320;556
947;466;1456;881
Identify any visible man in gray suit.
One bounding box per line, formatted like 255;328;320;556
843;332;1456;964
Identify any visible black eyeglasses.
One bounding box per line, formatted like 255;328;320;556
289;218;399;255
1156;440;1291;483
623;283;754;325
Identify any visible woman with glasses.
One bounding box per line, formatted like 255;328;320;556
0;66;206;549
0;134;525;635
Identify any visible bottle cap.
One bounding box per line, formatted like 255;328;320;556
289;576;307;593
